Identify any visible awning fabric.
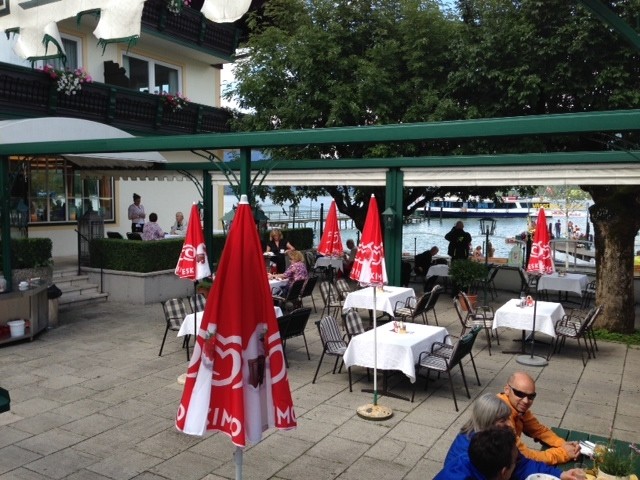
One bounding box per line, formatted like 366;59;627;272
0;118;167;168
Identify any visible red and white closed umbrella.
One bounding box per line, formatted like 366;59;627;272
350;194;387;287
176;195;296;479
349;195;390;417
317;201;344;258
527;208;555;275
175;203;211;281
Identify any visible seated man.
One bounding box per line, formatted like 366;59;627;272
469;427;519;480
414;246;439;276
498;371;581;465
170;211;187;235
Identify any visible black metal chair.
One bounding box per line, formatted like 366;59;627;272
319;281;343;318
273;279;306;312
393;291;430;324
548;305;601;365
455;293;497;355
106;231;123;239
298;275;319;312
188;293;206;314
277;307;312;366
423;284;444;325
159;298;190;360
413;326;481;410
126;232;142;241
312;315;352;391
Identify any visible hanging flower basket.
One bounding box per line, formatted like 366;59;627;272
166;0;191;14
41;65;92;96
160;92;190;113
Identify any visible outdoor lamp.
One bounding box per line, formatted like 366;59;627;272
382;207;395;229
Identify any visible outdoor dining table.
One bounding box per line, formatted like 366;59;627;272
269;278;288;291
426;264;449;278
342;286;415;318
537;272;589;300
493;298;564;354
314;256;344;272
178;306;284;337
343;323;450;401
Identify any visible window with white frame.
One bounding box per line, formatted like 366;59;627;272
122;53;182;94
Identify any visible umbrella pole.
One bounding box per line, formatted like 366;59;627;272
234;446;243;480
517;282;548;367
356;287;392;420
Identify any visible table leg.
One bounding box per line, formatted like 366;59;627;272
361;370;411;402
501;329;527;354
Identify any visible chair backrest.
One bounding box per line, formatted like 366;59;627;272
343;308;366;338
303;250;317;271
300;275;318;298
459;292;476;314
127;232;142;241
425;285;443;312
189;293;206;314
585;305;602;329
453;297;470;327
287;279;306;300
107;231;123;239
319;281;340;304
316;315;346;354
282;307;312;339
448;326;481;368
336;278;352;300
412;291;432;315
162;298;188;330
487;267;500;282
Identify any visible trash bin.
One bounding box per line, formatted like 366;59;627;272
47;284;62;328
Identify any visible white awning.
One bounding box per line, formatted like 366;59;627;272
0;117;167;168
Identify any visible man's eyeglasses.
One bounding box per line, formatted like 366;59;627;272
509;385;537;401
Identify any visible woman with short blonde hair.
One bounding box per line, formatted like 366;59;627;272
265;228;295;273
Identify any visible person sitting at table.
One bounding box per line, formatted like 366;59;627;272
170;211;187;235
414;246;439;276
265;228;295;273
141;213;165;240
473;245;483;260
269;250;308;297
499;371;581;465
468;427;519;480
343;239;358;276
434;393;583;480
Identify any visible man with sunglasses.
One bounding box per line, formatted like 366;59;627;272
498;371;581;465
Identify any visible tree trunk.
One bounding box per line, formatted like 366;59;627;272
584;186;640;333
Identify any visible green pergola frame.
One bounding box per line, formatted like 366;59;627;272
2;108;640;287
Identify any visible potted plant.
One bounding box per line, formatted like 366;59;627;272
594;440;637;480
448;260;488;309
196;277;213;298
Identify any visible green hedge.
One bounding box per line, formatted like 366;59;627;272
89;228;313;273
0;238;53;269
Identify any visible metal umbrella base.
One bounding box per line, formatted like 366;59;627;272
356;403;393;421
516;354;548;367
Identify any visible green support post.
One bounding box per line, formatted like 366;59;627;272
202;170;213;271
0;156;12;291
239;148;251;201
384;169;403;287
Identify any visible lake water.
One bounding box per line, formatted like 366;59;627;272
225;195;639;258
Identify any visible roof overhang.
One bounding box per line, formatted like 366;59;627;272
0;117;167;168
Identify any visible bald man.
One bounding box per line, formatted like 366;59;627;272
498;372;581;465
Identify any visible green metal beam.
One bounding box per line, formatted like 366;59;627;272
216;150;640;172
384;169;404;287
579;0;640;52
3;109;640;156
0;156;12;291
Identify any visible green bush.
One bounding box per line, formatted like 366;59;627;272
0;238;52;269
88;228;312;273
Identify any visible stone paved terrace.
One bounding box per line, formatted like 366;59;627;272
0;284;639;479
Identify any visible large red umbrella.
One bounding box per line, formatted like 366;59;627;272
350;194;387;287
519;207;553;366
527;207;554;275
175;202;211;281
317;201;343;258
349;194;390;418
175;195;296;478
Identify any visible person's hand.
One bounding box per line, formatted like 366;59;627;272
562;441;581;460
560;468;586;480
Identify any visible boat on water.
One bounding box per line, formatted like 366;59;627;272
423;196;552;219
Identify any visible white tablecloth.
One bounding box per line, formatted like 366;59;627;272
537;273;589;296
426;264;449;278
342;286;415;317
269;278;288;291
178;307;283;337
492;299;563;338
315;257;344;272
343;323;449;383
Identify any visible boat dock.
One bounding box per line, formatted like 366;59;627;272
264;209;355;230
554;242;596;263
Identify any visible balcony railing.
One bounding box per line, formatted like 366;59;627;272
142;0;238;58
0;63;232;135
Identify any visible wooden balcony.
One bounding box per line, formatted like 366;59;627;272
0;63;232;135
142;0;238;58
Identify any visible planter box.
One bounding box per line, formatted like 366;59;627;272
84;267;193;305
12;266;53;289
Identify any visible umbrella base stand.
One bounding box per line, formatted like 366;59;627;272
177;373;187;385
356;403;393;421
516;355;548;367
